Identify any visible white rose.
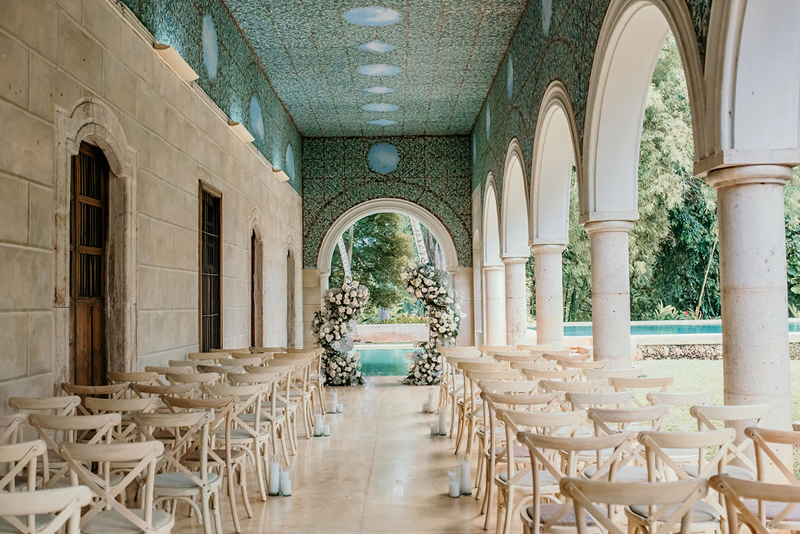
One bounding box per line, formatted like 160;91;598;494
438;326;446;333
407;287;414;294
352;280;359;287
326;334;333;342
338;306;345;313
415;290;422;298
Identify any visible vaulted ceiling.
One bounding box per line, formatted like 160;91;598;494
224;0;528;137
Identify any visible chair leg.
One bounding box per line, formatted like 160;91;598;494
449;394;457;437
212;490;223;534
319;382;327;414
201;490;213;534
227;462;241;533
239;462;253;518
254;439;267;502
482;477;494;530
494;488;506;534
500;490;514;534
466;416;475;455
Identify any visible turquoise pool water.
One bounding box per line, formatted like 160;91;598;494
530;322;800;336
358;345;413;376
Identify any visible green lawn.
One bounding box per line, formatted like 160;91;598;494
639;359;800;422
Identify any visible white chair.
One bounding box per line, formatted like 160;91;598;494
0;486;92;534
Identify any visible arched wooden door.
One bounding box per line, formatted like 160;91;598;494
71;143;109;385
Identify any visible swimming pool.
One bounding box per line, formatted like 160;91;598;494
357;345;414;376
529;320;800;337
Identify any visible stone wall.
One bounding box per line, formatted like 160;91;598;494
0;0;303;412
638;343;800;361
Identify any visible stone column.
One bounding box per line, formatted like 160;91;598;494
585;220;634;368
503;256;529;347
532;244;566;347
302;269;323;349
707;165;792;432
483;265;507;346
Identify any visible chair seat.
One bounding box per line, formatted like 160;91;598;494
154;471;222;490
523;503;598;527
496;469;558;488
185;448;247;463
582;464;648;483
215;428;269;441
82;509;174;534
261;401;297;410
0;514;57;533
743;500;800;522
239;412;282;425
628;500;720;523
683;464;757;480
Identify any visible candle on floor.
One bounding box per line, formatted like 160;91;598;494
427;391;435;412
422;402;430;413
322;423;330;436
336;402;344;413
279;469;292;496
448;468;460;498
430;422;438;436
313;413;323;436
437;410;447;436
268;458;280;496
330;391;338;412
458;454;471;496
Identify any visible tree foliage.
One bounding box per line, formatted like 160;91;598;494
330;213;416;311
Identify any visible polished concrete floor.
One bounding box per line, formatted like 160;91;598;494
174;377;490;533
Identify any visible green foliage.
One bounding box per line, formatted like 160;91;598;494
786;168;800;310
330;213;416;311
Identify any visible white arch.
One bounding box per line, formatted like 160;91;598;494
500;139;530;258
483;176;502;267
317;198;459;275
530;82;582;245
582;0;706;223
698;0;800;173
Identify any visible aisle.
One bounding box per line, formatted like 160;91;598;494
175;377;486;533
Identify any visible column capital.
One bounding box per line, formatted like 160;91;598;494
583;220;634;235
531;244;566;255
501;256;528;266
483;264;505;273
705;164;793;191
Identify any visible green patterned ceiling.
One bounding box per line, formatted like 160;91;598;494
224;0;528;137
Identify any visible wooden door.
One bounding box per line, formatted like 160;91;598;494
71;144;108;386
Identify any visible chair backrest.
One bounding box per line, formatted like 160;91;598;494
0;413;26;445
479;345;514;356
540;378;608;395
0;439;46;492
189;351;229;361
540;349;582;360
228;355;264;365
640;428;736;481
583;367;643;381
251;346;286;354
745;427;800;484
516;344;561;352
566;390;636;411
131;382;197;399
145;365;195;376
491;352;542;364
690;403;769;474
167;371;221;386
558;359;608;370
204;383;266;442
520;367;581;382
167;359;206;368
439;347;481;358
9;396;81;416
608;376;673;406
0;486;92;534
509;361;558;372
589;405;669;435
61;382;129;399
84;397;159;443
464;369;520;382
29;413;120;488
478;379;540;395
711;474;800;534
646;390;714;432
106;371;160;386
560;477;710;534
61;440;164;532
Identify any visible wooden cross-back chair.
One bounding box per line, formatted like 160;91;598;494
711;474;800;534
189;352;230;363
145;365;195;379
646;391;714;433
582;367;642;382
566;391;636;412
9;396;81;417
690;404;770;480
270;353;317;430
28;413;119;489
0;439;46;493
131;383;197;400
166;372;221;389
510;361;559;372
540;379;608;410
84;397;160;443
608;376;673;407
493;408;588;534
479;345;514;356
558;360;608;371
107;372;161;388
0;413;26;445
0;485;92;534
442;355;483;436
560;477;710;534
281;348;325;413
60;384;130;412
135;411;221;534
204;382;272;504
248;364;298;453
586;405;669;483
539;350;583;361
455;360;510;454
521;368;581;383
61;440;172;534
518;432;634;534
491;351;539;363
746;426;800;484
162;395;251;532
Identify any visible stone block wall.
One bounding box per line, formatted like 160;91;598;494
0;0;303;412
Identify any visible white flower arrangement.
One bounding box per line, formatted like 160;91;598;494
401;263;462;385
312;279;370;386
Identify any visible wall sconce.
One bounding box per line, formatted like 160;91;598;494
227;121;255;143
273;168;290;182
153;43;199;82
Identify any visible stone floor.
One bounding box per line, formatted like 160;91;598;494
174;377;491;533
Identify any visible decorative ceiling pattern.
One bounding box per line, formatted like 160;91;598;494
302;136;472;268
223;0;528;137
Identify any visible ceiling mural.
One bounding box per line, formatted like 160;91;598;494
471;0;712;203
221;0;527;137
302;136;472;268
120;0;303;192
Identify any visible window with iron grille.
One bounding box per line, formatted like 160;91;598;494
200;185;222;351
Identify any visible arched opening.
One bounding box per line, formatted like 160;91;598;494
55;98;138;384
482;178;506;345
250;227;264;347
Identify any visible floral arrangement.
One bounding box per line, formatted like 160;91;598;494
400;263;461;385
312;280;370;386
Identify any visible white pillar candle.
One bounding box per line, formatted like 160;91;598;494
268;461;280;496
322;423;330;436
430;422;438;436
427;391;435;412
279;470;292;496
448;471;460;498
313;413;323;436
336;402;343;413
459;457;471;495
437;410;447;436
422;402;430;413
330;391;338;411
